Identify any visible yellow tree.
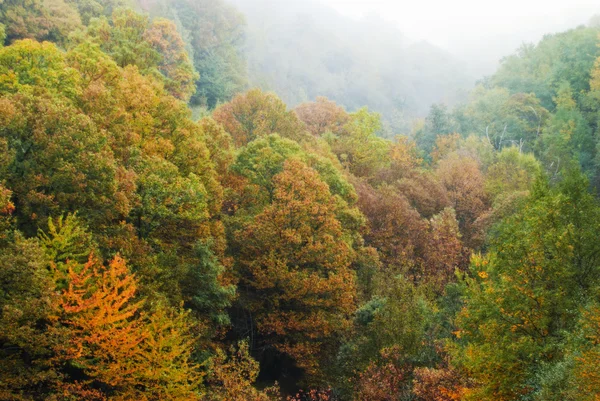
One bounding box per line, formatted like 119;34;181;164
59;255;201;400
143;18;198;101
203;341;278;401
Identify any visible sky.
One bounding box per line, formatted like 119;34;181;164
318;0;600;71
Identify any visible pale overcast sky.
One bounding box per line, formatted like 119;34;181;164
318;0;600;55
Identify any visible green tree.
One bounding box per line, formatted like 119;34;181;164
485;146;542;203
539;83;594;174
416;103;456;155
182;242;236;326
452;170;600;400
0;234;61;399
325;107;390;179
83;8;198;101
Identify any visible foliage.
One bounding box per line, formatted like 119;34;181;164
451;170;600;400
295;97;350;137
213;88;308;147
139;0;248;108
0;0;83;45
492;26;600;108
3;3;600;399
353;346;412;401
82;8;198;101
413;365;472;401
325;108;390;179
203;341;279;401
485;146;542;202
0;234;60;399
232;0;473;133
234;159;356;379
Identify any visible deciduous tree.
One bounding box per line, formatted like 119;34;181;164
235;159;356;378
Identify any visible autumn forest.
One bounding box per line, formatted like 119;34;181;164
1;0;600;400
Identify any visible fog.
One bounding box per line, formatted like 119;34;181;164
320;0;600;74
227;0;600;132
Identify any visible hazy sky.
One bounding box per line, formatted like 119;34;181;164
319;0;600;61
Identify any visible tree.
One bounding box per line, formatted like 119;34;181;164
451;170;600;400
413;365;472;401
38;213;96;268
435;153;489;248
395;171;450;219
0;234;62;399
422;208;465;293
59;255;202;400
213;88;308;147
355;182;427;276
83;8;198;101
353;346;412;401
416;103;456;155
457;86;548;152
573;304;600;400
66;0;125;25
492;26;600;109
141;0;248;108
0;38;79;96
539;83;594;174
0;184;15;244
229;134;357;212
133;157;209;250
0;23;6;46
182;242;236;327
0;0;82;45
203;342;278;401
1;35;228;315
325;107;390;179
143;18;198;101
235;159;356;379
0;91;126;236
295;96;349;137
199;117;235;180
485;146;541;203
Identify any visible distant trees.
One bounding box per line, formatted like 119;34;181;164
233;0;473;133
295;97;349;137
139;0;248;108
0;0;83;45
82;8;198;101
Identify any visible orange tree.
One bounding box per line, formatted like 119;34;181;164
234;159;357;381
213;88;308;147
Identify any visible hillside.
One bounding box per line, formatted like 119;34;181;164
230;0;475;133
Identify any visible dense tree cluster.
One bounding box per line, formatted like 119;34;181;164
2;1;600;400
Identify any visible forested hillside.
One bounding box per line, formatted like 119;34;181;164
1;0;600;400
228;0;474;134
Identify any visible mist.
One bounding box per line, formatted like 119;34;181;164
320;0;600;74
226;0;600;134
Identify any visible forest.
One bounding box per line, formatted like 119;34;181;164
1;0;600;400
